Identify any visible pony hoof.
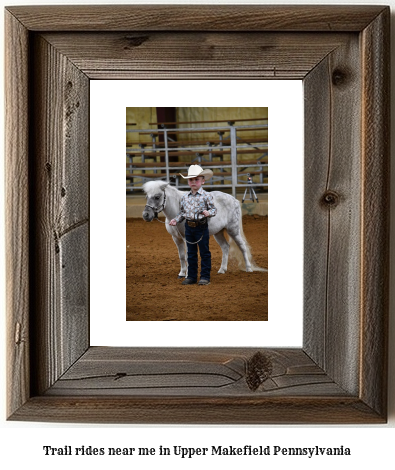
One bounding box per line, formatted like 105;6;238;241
246;268;253;273
217;269;226;274
178;275;186;279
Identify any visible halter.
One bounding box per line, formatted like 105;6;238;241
144;190;167;218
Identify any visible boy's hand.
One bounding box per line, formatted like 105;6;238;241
202;210;210;217
169;219;177;226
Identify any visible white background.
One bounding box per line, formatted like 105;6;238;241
90;80;304;347
1;0;394;469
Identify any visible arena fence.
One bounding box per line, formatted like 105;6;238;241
126;120;268;198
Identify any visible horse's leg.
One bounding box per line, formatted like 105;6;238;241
172;235;187;277
227;230;253;272
213;230;230;274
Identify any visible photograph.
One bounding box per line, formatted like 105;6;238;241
2;0;392;438
126;107;268;321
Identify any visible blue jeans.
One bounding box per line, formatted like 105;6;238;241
185;223;211;281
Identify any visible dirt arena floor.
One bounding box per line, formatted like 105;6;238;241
126;215;268;321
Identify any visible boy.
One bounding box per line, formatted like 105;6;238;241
169;165;217;285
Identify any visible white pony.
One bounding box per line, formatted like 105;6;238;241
142;181;266;277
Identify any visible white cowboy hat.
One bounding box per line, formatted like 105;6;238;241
179;164;213;180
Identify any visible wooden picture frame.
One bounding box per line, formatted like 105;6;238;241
5;5;390;424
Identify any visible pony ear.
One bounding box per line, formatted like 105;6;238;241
159;182;170;191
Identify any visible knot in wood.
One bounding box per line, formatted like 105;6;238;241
321;190;340;207
332;68;348;87
114;372;127;381
123;35;149;49
246;351;273;391
15;322;22;345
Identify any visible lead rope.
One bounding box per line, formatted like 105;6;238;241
153;217;204;245
147;190;204;244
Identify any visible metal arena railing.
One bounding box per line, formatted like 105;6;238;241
126;120;268;199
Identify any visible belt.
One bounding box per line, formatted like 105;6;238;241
186;219;207;227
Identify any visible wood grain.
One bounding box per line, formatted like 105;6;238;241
9;350;383;424
29;34;90;395
5;5;390;424
5;5;386;32
46;348;344;397
304;35;362;395
360;8;390;418
303;55;332;372
5;10;30;419
10;396;384;425
42;32;350;80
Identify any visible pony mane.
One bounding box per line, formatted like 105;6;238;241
143;180;185;198
142;180;169;196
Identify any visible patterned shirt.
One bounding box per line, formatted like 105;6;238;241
174;188;217;223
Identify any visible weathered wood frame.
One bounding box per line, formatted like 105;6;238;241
5;5;390;424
